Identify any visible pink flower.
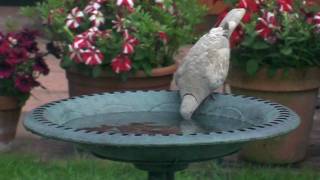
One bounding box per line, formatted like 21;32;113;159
111;55;132;73
68;37;92;63
277;0;293;12
72;37;92;49
66;7;85;29
77;27;112;43
81;47;104;65
15;75;40;93
112;15;125;32
117;0;134;11
256;12;277;40
89;10;105;27
122;43;135;54
158;31;169;44
84;1;101;14
0;62;14;79
122;30;139;54
69;45;83;63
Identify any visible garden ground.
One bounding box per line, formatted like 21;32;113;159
1;6;320;179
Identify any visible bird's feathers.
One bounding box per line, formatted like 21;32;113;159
176;8;246;120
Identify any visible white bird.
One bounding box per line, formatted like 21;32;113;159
175;8;246;121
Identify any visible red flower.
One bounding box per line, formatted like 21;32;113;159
230;26;244;48
122;42;135;54
277;0;293;12
68;37;92;63
112;15;125;32
237;0;259;23
81;47;104;65
256;12;277;40
314;12;320;27
72;37;92;49
6;48;29;65
0;32;4;43
0;40;10;54
78;27;112;42
117;0;135;12
15;75;40;93
16;29;39;52
6;33;18;47
158;31;169;44
238;0;259;12
33;56;49;75
66;7;85;29
122;30;139;54
0;62;14;79
69;45;83;63
111;55;132;73
84;1;101;14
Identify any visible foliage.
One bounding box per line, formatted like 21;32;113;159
22;0;206;78
0;30;49;104
218;0;320;75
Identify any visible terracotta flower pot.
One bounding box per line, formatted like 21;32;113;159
227;67;320;164
66;64;178;97
0;96;21;150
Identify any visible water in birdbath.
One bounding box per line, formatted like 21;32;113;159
63;111;253;135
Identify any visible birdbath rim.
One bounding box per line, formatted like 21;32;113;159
23;90;300;147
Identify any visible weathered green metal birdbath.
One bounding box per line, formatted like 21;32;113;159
24;91;299;180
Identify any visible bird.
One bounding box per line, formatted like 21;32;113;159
175;8;246;121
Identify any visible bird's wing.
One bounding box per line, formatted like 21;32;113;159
175;52;212;104
205;47;230;90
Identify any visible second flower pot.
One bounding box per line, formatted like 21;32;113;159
227;67;320;164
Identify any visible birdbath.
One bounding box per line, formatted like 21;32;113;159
24;91;299;180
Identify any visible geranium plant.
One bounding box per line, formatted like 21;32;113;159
0;29;49;104
218;0;320;75
22;0;206;79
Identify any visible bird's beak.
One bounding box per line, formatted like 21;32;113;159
227;21;237;32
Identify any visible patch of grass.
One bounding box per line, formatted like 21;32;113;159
0;153;319;180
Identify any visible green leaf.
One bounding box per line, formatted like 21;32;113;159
142;63;152;76
252;41;270;50
280;48;293;55
61;56;74;68
246;60;259;76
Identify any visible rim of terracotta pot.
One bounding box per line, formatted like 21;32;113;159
227;66;320;92
0;96;20;110
67;63;178;78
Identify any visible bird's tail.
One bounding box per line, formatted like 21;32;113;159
180;94;199;120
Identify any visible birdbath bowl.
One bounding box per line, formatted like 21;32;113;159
24;91;299;180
